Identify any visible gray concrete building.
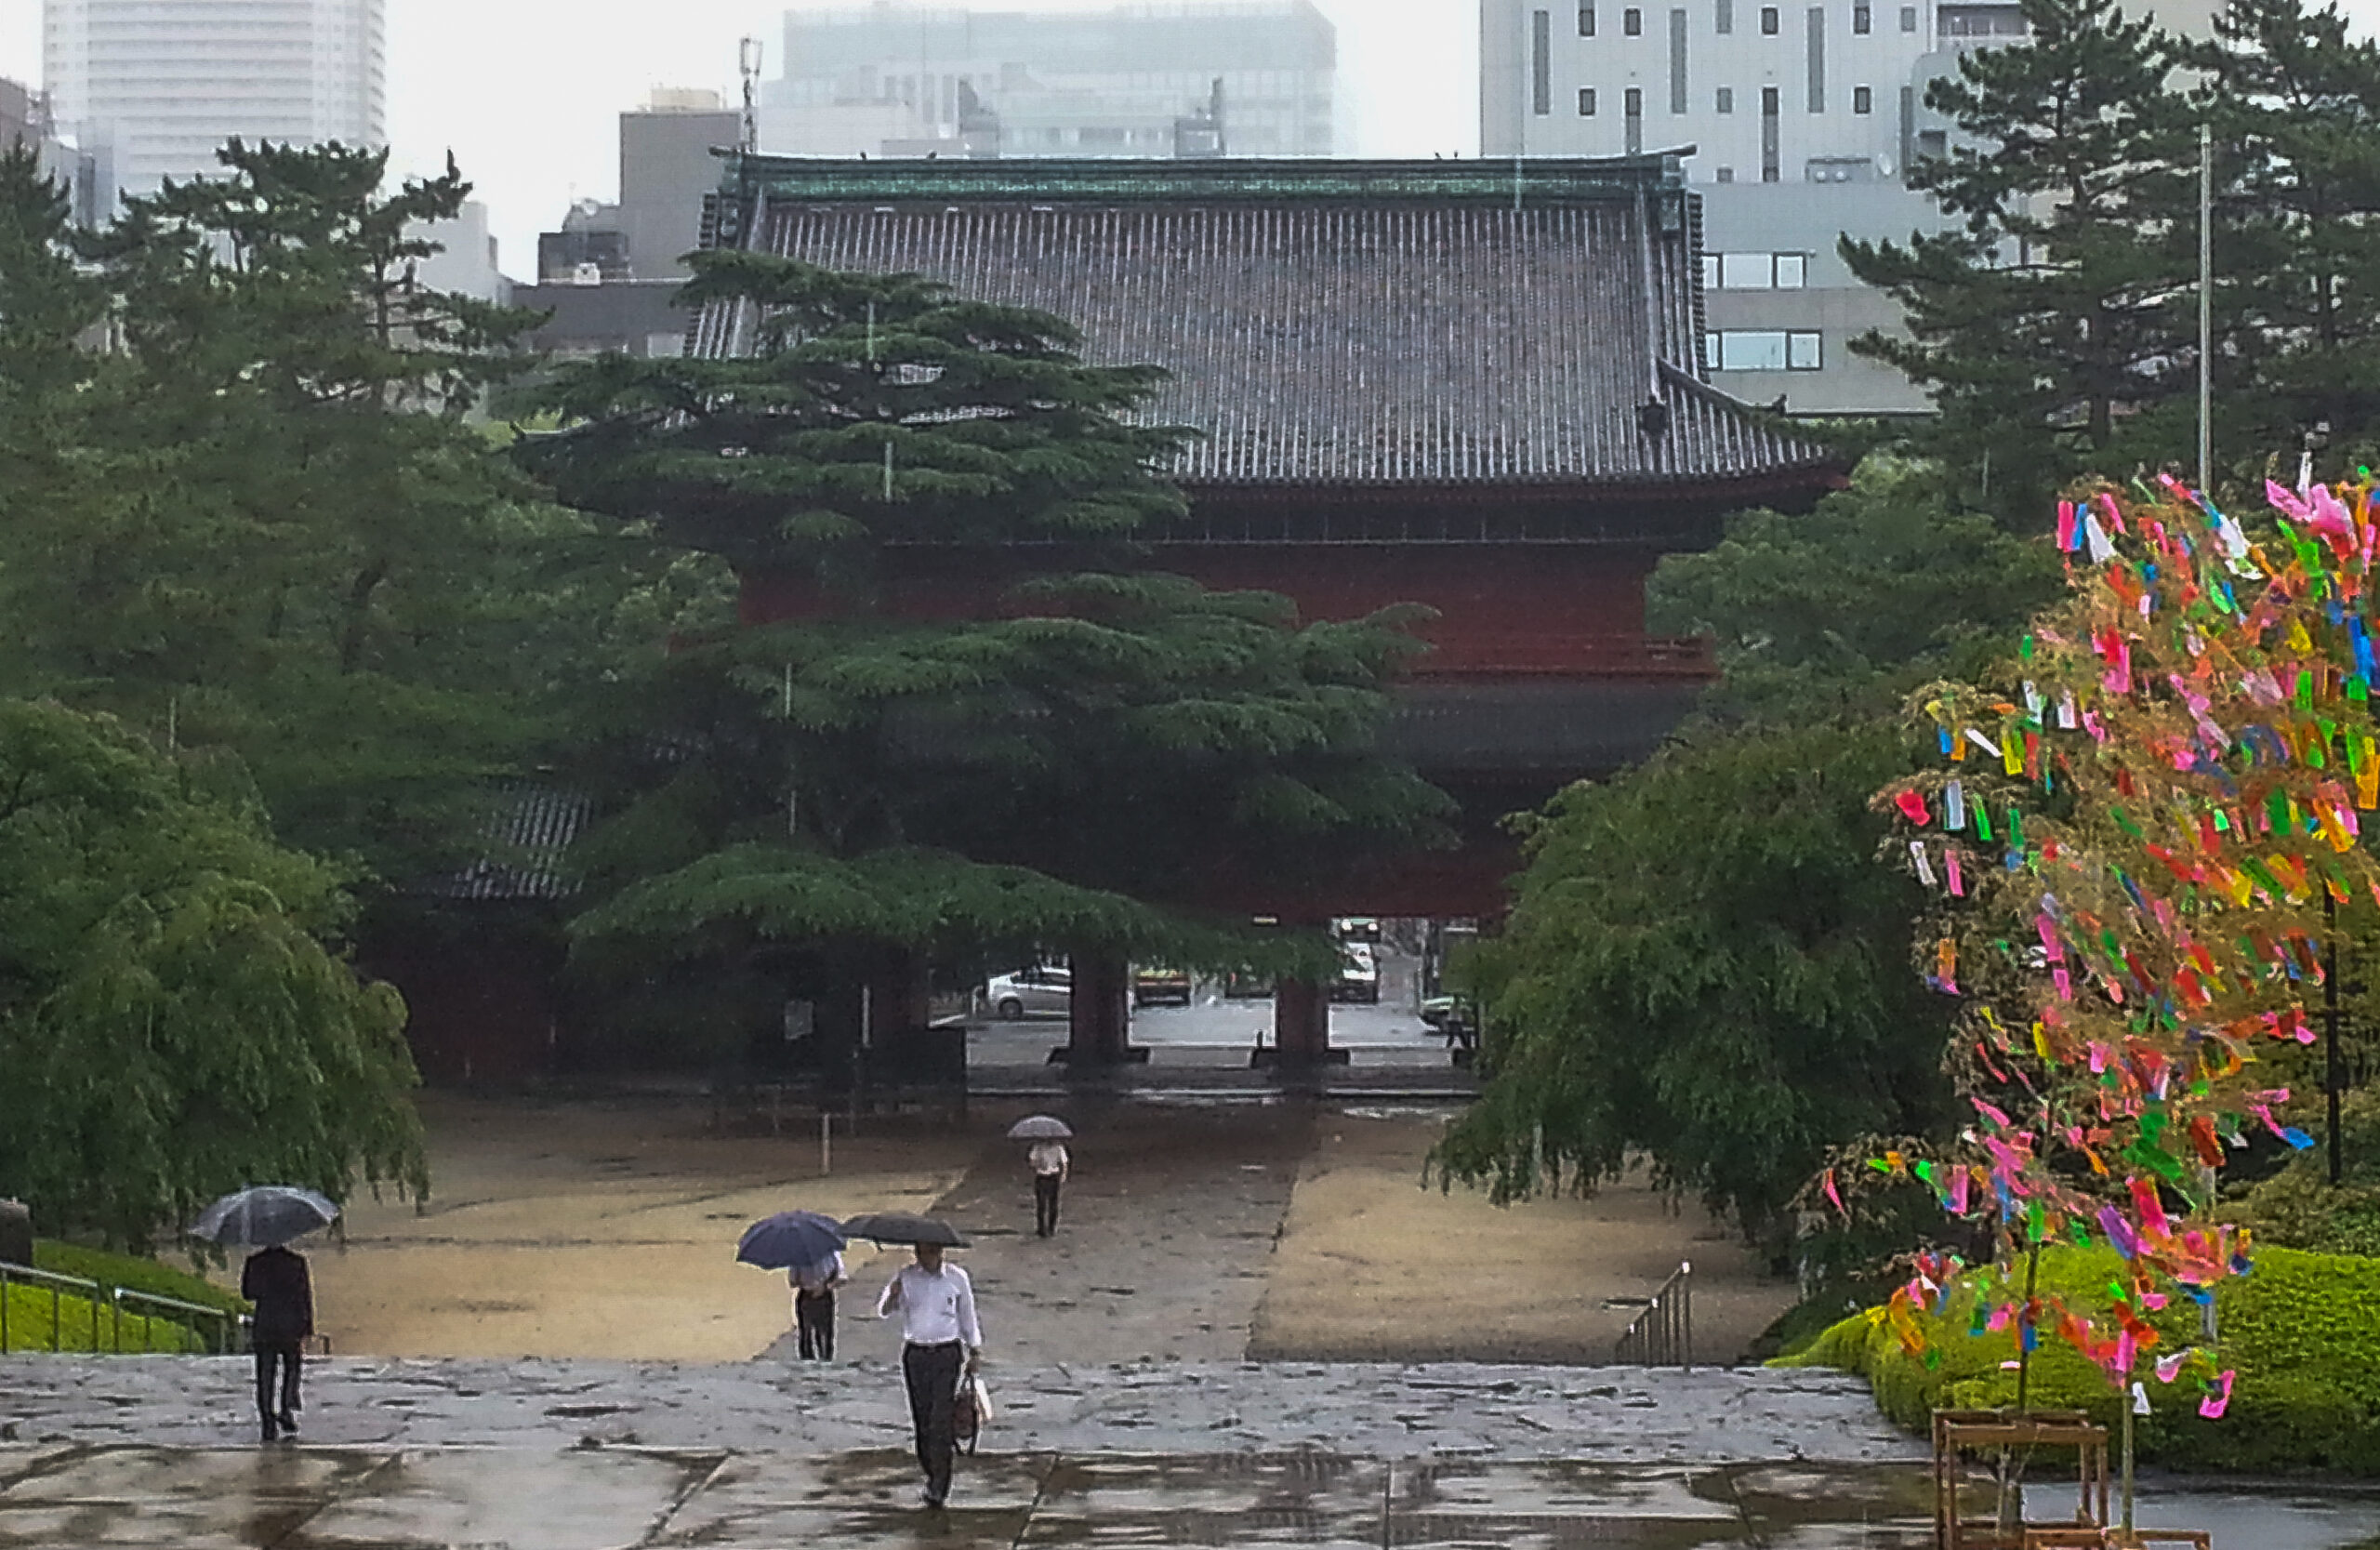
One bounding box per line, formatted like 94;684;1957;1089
2;75;112;229
620;89;743;282
759;2;1335;159
1480;0;2217;415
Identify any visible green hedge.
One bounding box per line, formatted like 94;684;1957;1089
33;1240;248;1319
2;1281;203;1354
1776;1245;2380;1476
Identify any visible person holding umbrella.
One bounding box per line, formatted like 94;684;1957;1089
1007;1116;1072;1238
189;1186;335;1444
849;1212;981;1509
735;1211;848;1361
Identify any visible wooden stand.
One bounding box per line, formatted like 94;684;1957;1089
1933;1411;2109;1550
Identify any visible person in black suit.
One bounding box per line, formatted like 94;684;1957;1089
240;1245;312;1443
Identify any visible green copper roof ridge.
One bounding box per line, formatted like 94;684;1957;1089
721;152;1691;204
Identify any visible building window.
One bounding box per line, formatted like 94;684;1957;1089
1580;86;1598;113
1761;85;1780;180
1715;165;1736;181
1806;7;1825;112
1715;85;1734;113
1580;3;1595;33
1624;6;1643;32
1531;8;1552;113
1854;84;1872;113
1854;2;1871;27
1703;329;1825;371
1624;86;1644;152
1671;8;1689;112
1712;251;1811;287
1761;6;1780;31
1899;4;1918;27
1716;0;1734;30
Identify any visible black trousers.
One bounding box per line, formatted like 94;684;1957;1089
254;1340;302;1426
901;1340;964;1495
1034;1172;1063;1236
794;1288;835;1360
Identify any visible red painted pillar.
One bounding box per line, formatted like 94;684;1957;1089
1270;975;1337;1066
1060;950;1136;1065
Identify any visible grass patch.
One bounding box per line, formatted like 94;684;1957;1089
1;1280;205;1354
33;1240;247;1318
1775;1244;2380;1476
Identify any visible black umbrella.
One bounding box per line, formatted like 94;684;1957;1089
187;1186;339;1249
736;1211;847;1271
842;1211;971;1248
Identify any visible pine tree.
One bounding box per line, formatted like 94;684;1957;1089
527;252;1447;1056
1842;0;2196;521
2187;0;2380;469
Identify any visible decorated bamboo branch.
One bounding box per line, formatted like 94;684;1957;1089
1856;475;2380;1463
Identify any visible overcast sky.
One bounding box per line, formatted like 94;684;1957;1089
0;0;1476;276
4;0;2376;278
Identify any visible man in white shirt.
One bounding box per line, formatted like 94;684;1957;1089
877;1242;983;1507
790;1250;845;1360
1029;1140;1070;1237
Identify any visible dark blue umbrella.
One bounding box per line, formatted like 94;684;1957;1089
187;1186;338;1249
736;1211;847;1271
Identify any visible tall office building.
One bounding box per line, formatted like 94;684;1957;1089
1480;0;2217;412
760;2;1336;159
43;0;386;199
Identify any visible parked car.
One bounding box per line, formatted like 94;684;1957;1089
985;965;1071;1020
1332;916;1382;942
1331;942;1381;1003
1132;964;1193;1007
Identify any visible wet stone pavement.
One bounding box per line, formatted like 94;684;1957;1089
6;1360;2380;1548
4;1442;2378;1549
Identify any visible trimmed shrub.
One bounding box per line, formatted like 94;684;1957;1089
1776;1245;2380;1476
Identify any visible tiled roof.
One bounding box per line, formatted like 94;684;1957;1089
420;786;590;903
700;154;1832;496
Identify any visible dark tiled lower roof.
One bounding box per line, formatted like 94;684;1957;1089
708;156;1831;495
421;786;590;903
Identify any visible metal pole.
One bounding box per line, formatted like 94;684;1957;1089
2327;891;2347;1186
2199;120;2212;497
820;1110;833;1175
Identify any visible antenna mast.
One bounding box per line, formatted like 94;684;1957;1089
739;36;763;152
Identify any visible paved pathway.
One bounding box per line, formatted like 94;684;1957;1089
7;1359;2376;1546
2;1356;1911;1461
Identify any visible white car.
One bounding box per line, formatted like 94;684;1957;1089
985;965;1071;1020
1331;943;1381;1003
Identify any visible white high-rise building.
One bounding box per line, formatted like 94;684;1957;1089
1480;0;2218;414
44;0;386;200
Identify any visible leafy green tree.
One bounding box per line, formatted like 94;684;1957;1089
0;141;632;881
0;700;426;1247
1842;0;2194;521
2187;0;2380;468
1432;461;2058;1243
1431;721;1952;1247
524;253;1445;1056
1652;457;2063;722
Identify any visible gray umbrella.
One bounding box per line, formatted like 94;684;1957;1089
188;1186;339;1249
1006;1115;1073;1141
841;1211;971;1248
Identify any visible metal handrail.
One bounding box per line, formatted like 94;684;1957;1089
1613;1259;1694;1370
2;1260;249;1356
113;1286;251;1355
